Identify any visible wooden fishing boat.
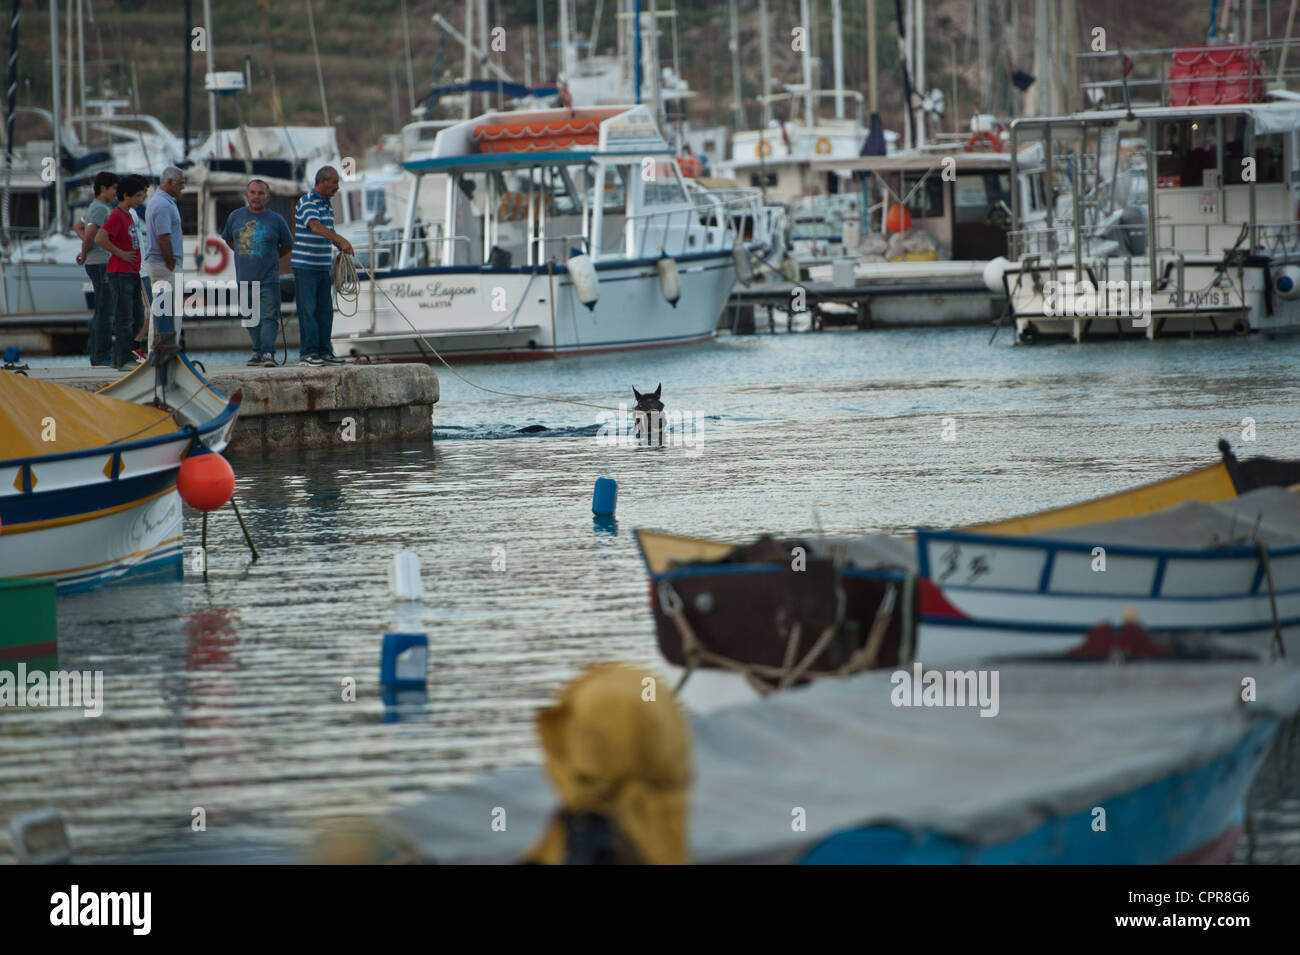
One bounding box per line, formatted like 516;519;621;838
635;444;1300;704
918;485;1300;659
0;353;241;591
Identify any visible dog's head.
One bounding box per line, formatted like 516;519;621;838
632;383;664;414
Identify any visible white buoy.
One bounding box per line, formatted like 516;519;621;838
657;254;681;308
566;253;599;311
1275;265;1300;300
389;551;423;601
983;256;1010;294
732;243;755;286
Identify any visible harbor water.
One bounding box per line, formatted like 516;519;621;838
3;326;1299;862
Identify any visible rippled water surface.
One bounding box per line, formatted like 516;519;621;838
4;326;1299;862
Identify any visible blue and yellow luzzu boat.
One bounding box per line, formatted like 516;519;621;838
0;354;240;591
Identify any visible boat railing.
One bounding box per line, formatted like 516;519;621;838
626;191;758;258
1010;218;1300;261
368;229;474;270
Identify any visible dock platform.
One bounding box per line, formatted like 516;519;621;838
24;362;440;456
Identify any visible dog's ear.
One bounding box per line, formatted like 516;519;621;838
632;386;643;402
653;383;661;399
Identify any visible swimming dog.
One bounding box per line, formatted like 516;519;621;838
632;384;665;446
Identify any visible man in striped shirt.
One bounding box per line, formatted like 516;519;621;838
292;165;354;365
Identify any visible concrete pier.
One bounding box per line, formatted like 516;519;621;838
27;362;440;456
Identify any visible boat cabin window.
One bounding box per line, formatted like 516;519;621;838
215;195;245;227
644;161;689;206
903;173;944;218
954;173;1011;224
1155;119;1221;188
749;172;779;188
346;189;363;223
1223;120;1284;184
178;193;200;235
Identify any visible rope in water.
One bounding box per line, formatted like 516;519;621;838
336;252;623;413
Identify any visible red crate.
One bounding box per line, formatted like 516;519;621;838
1167;45;1264;106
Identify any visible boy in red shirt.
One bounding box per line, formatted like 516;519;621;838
94;174;150;369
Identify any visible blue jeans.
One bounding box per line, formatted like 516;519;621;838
86;263;116;365
247;280;282;356
293;268;333;359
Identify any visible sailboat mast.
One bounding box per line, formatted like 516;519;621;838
463;0;473;118
76;0;84;139
760;0;772;126
833;0;845;118
730;0;744;129
868;0;878;116
51;0;63;233
915;0;925;146
203;0;218;147
800;0;814;123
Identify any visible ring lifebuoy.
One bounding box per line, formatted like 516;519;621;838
203;238;228;274
756;139;772;158
814;137;833;155
965;129;1004;152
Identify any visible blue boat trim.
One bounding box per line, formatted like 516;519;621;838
919;612;1300;634
1037;548;1056;593
358;248;737;281
796;720;1277;864
1;470;178;526
53;543;185;594
1150;556;1168;598
916;526;1300;562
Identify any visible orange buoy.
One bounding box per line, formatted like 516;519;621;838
886;205;912;234
177;448;235;512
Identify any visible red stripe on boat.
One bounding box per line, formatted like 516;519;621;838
918;578;970;619
0;640;58;662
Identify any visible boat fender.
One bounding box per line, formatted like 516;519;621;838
1120;205;1147;255
657;253;681;308
1273;265;1300;300
732;243;755;286
566;253;599;311
983;256;1011;294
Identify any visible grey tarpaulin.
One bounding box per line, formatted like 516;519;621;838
385;659;1300;864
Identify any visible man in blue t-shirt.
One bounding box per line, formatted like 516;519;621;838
292;165;354;365
221;179;293;366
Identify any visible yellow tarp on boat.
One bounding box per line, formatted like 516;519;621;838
0;372;176;460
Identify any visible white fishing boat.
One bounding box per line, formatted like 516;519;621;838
804;134;1016;325
918;486;1300;660
994;44;1300;342
0;353;240;591
331;104;758;361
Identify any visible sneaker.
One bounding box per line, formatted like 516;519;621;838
247;355;264;367
261;353;278;367
298;355;324;366
320;353;347;365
